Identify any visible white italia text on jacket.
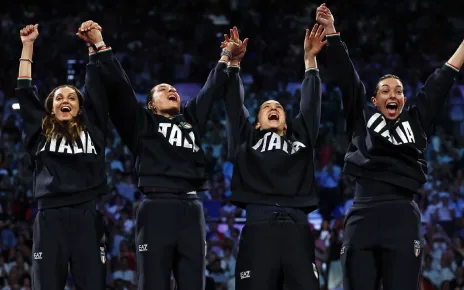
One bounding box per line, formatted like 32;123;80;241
157;123;200;152
367;113;416;145
252;132;306;154
39;131;97;155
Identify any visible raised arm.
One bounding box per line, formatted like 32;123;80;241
79;21;147;154
18;25;37;80
16;24;46;146
316;4;366;132
222;27;252;160
183;28;244;138
183;61;228;138
76;22;109;130
415;41;464;129
292;24;326;148
225;65;252;160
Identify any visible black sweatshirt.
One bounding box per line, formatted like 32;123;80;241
16;53;109;209
325;33;460;197
225;66;321;213
96;48;228;192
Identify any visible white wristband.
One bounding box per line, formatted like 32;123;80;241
95;41;105;49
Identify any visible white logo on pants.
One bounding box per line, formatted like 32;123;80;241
414;240;421;257
138;244;148;252
312;263;319;279
34;252;42;260
100;247;106;264
240;271;251;279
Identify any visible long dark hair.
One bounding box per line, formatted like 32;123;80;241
41;85;84;143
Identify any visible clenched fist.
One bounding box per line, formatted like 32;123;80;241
316;3;334;33
20;24;39;44
76;20;103;44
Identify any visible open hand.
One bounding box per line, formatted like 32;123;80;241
76;20;103;44
316;3;334;28
304;24;327;58
20;24;39;44
220;26;249;61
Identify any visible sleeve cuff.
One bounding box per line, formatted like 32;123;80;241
17;78;32;88
441;63;460;80
96;47;113;62
89;52;97;64
305;68;320;77
216;61;228;69
326;32;342;45
227;65;240;74
445;62;460;73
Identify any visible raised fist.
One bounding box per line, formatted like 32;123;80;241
76;20;103;44
316;3;335;28
20;24;39;44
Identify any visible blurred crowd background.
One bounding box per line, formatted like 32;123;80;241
0;0;464;289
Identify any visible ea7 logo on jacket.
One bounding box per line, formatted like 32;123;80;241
367;113;416;145
252;132;305;154
158;123;200;152
39;131;97;155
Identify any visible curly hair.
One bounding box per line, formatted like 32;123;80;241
41;85;84;143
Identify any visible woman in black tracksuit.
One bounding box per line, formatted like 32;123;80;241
316;4;464;290
17;25;108;289
223;25;326;290
81;21;241;290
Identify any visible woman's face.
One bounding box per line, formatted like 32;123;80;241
149;83;181;116
256;100;287;134
52;86;80;121
371;77;406;120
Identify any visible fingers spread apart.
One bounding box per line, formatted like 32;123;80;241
316;23;326;39
310;24;318;38
222;26;247;50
